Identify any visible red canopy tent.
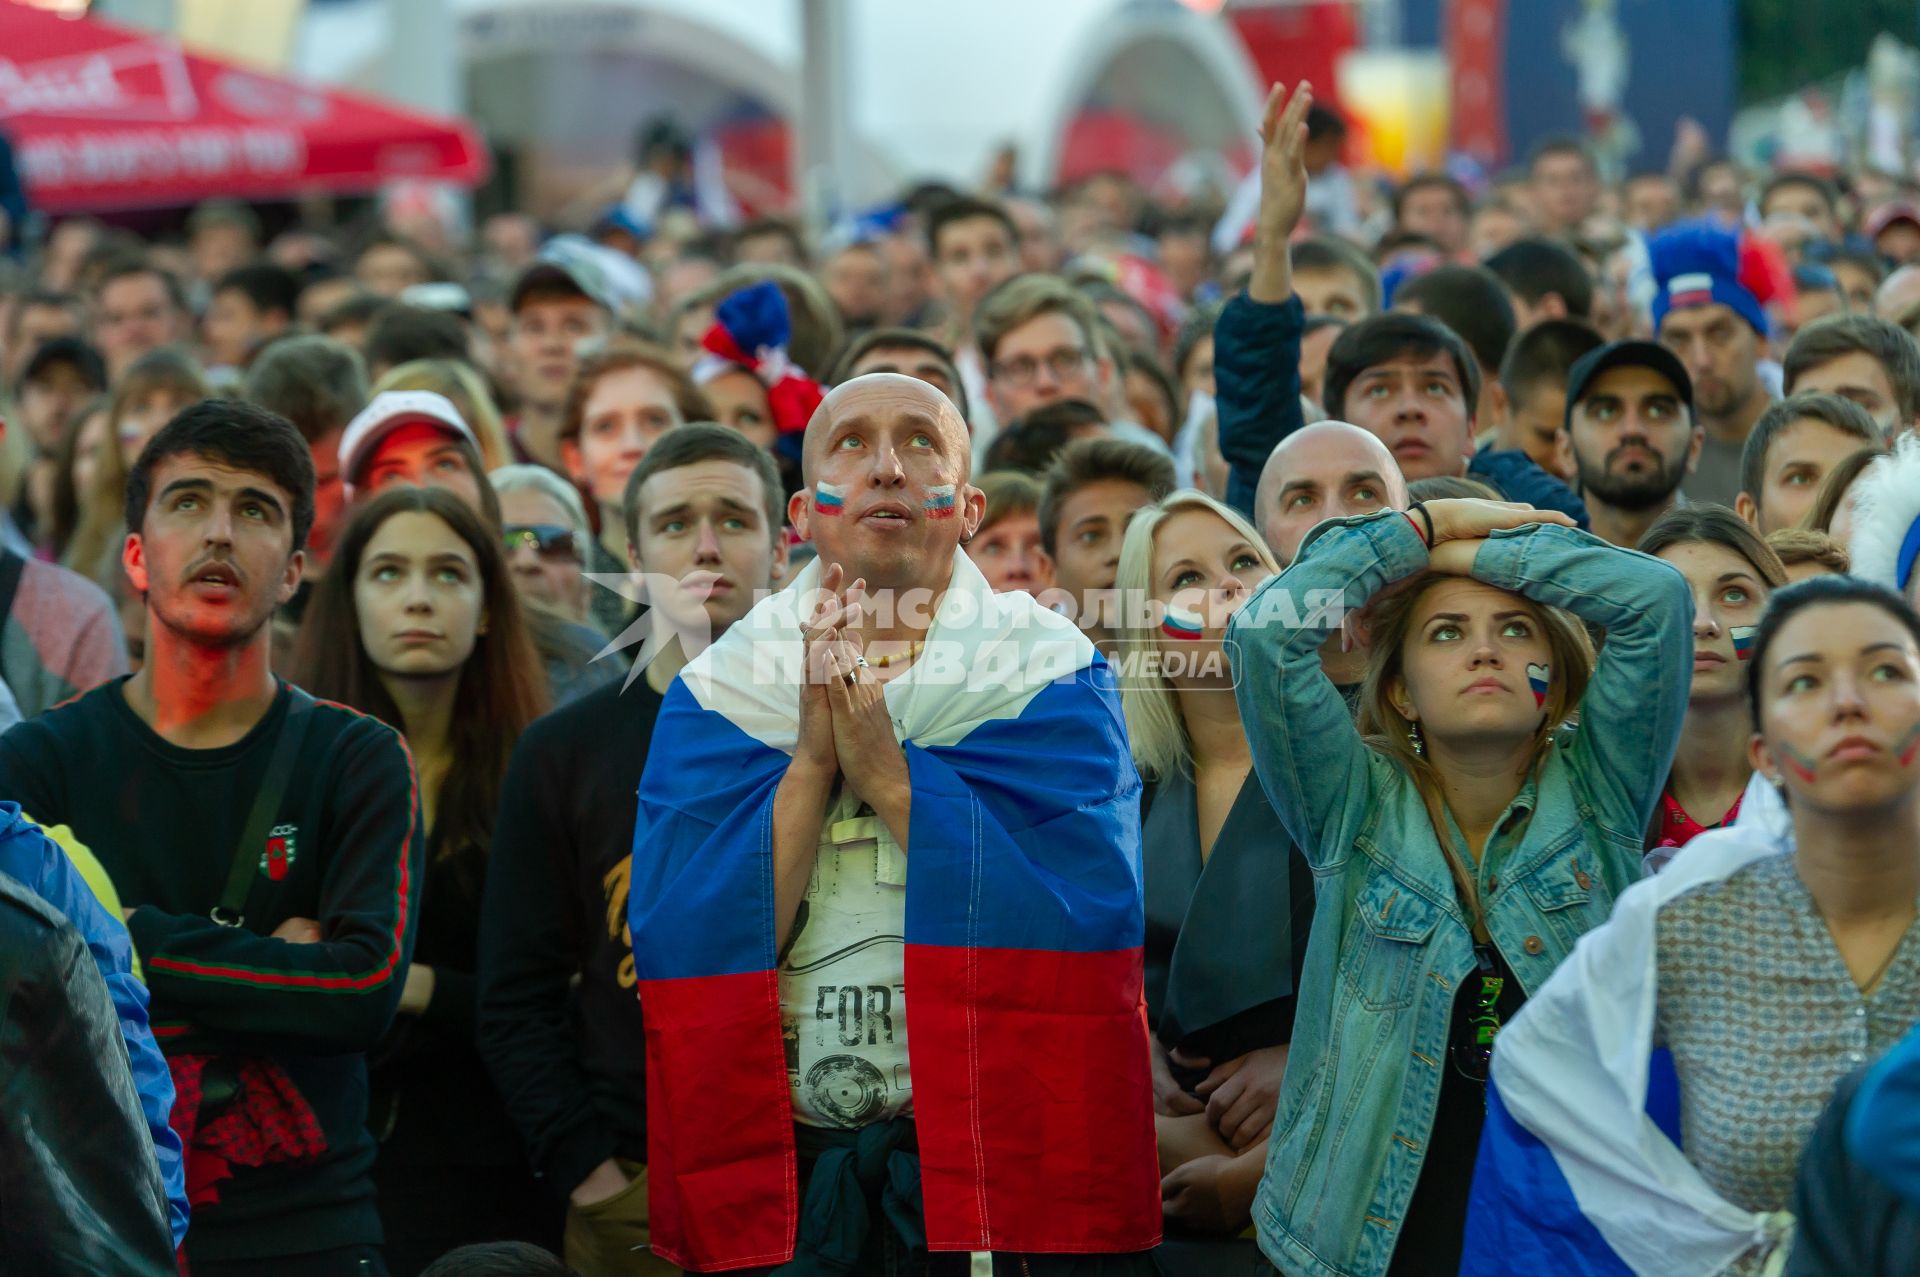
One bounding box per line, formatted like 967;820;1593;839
0;0;490;213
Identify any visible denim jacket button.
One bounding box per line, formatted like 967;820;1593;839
1487;874;1499;892
1522;934;1544;955
1575;870;1592;890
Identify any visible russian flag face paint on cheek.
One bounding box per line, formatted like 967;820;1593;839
1526;662;1550;709
1898;722;1920;768
813;481;846;516
924;484;957;519
1160;604;1205;641
1780;745;1820;784
1731;626;1756;661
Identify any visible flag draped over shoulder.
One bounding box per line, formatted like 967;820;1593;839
627;553;1161;1272
1460;772;1798;1277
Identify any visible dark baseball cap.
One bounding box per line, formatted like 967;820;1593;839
20;336;108;391
1564;340;1694;428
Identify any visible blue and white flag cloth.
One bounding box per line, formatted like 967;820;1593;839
1460;771;1798;1277
627;552;1161;1270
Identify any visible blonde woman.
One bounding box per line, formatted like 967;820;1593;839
373;357;513;471
63;349;207;591
1115;490;1312;1253
1228;498;1691;1276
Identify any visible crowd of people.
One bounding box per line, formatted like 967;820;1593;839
3;72;1920;1277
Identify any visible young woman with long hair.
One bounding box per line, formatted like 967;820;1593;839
1638;506;1790;860
44;393;109;561
291;486;555;1273
1114;491;1314;1256
1467;576;1920;1275
1228;498;1691;1277
62;349;207;589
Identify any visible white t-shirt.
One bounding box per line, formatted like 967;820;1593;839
778;792;912;1129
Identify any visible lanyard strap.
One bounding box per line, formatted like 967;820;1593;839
211;687;313;928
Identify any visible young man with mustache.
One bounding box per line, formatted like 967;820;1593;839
0;401;422;1277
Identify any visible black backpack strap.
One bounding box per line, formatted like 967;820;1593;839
211;686;314;928
0;551;25;634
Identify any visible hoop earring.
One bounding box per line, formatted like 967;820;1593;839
1408;720;1425;756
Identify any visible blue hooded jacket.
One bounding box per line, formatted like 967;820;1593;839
0;803;186;1246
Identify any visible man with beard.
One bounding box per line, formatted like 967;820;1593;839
1650;224;1774;507
1566;341;1701;548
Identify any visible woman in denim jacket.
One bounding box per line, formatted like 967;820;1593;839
1227;498;1691;1277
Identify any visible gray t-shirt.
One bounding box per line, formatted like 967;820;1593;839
1682;431;1747;509
778;792;912;1129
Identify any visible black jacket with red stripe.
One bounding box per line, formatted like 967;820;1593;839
0;677;421;1264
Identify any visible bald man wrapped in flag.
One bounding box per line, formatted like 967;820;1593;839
628;374;1161;1273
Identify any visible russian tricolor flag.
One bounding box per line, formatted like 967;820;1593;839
1460;775;1798;1276
1160;603;1205;641
1666;271;1716;310
628;553;1162;1271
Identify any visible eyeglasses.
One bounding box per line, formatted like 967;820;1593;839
504;524;581;561
991;347;1090;387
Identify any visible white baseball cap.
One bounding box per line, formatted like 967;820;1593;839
339;390;479;497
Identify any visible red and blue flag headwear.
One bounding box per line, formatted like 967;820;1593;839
1648;222;1771;337
694;281;825;462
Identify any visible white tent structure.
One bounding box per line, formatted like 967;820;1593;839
297;0;1266;213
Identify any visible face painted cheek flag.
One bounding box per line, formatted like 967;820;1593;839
627;553;1161;1271
1160;603;1205;641
1460;782;1798;1277
813;481;846;516
1527;662;1551;709
1730;626;1755;662
923;484;957;519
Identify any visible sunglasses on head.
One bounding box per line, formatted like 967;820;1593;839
503;524;580;561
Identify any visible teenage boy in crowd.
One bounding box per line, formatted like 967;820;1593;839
1494;319;1604;483
505;247;617;471
480;423;788;1277
1036;436;1175;649
1781;313;1920;436
0;402;421;1276
1289;237;1379;320
928;198;1022;443
1214;81;1584;526
1564;341;1701;549
1649;223;1775;507
929;199;1021;361
1735;393;1885;535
